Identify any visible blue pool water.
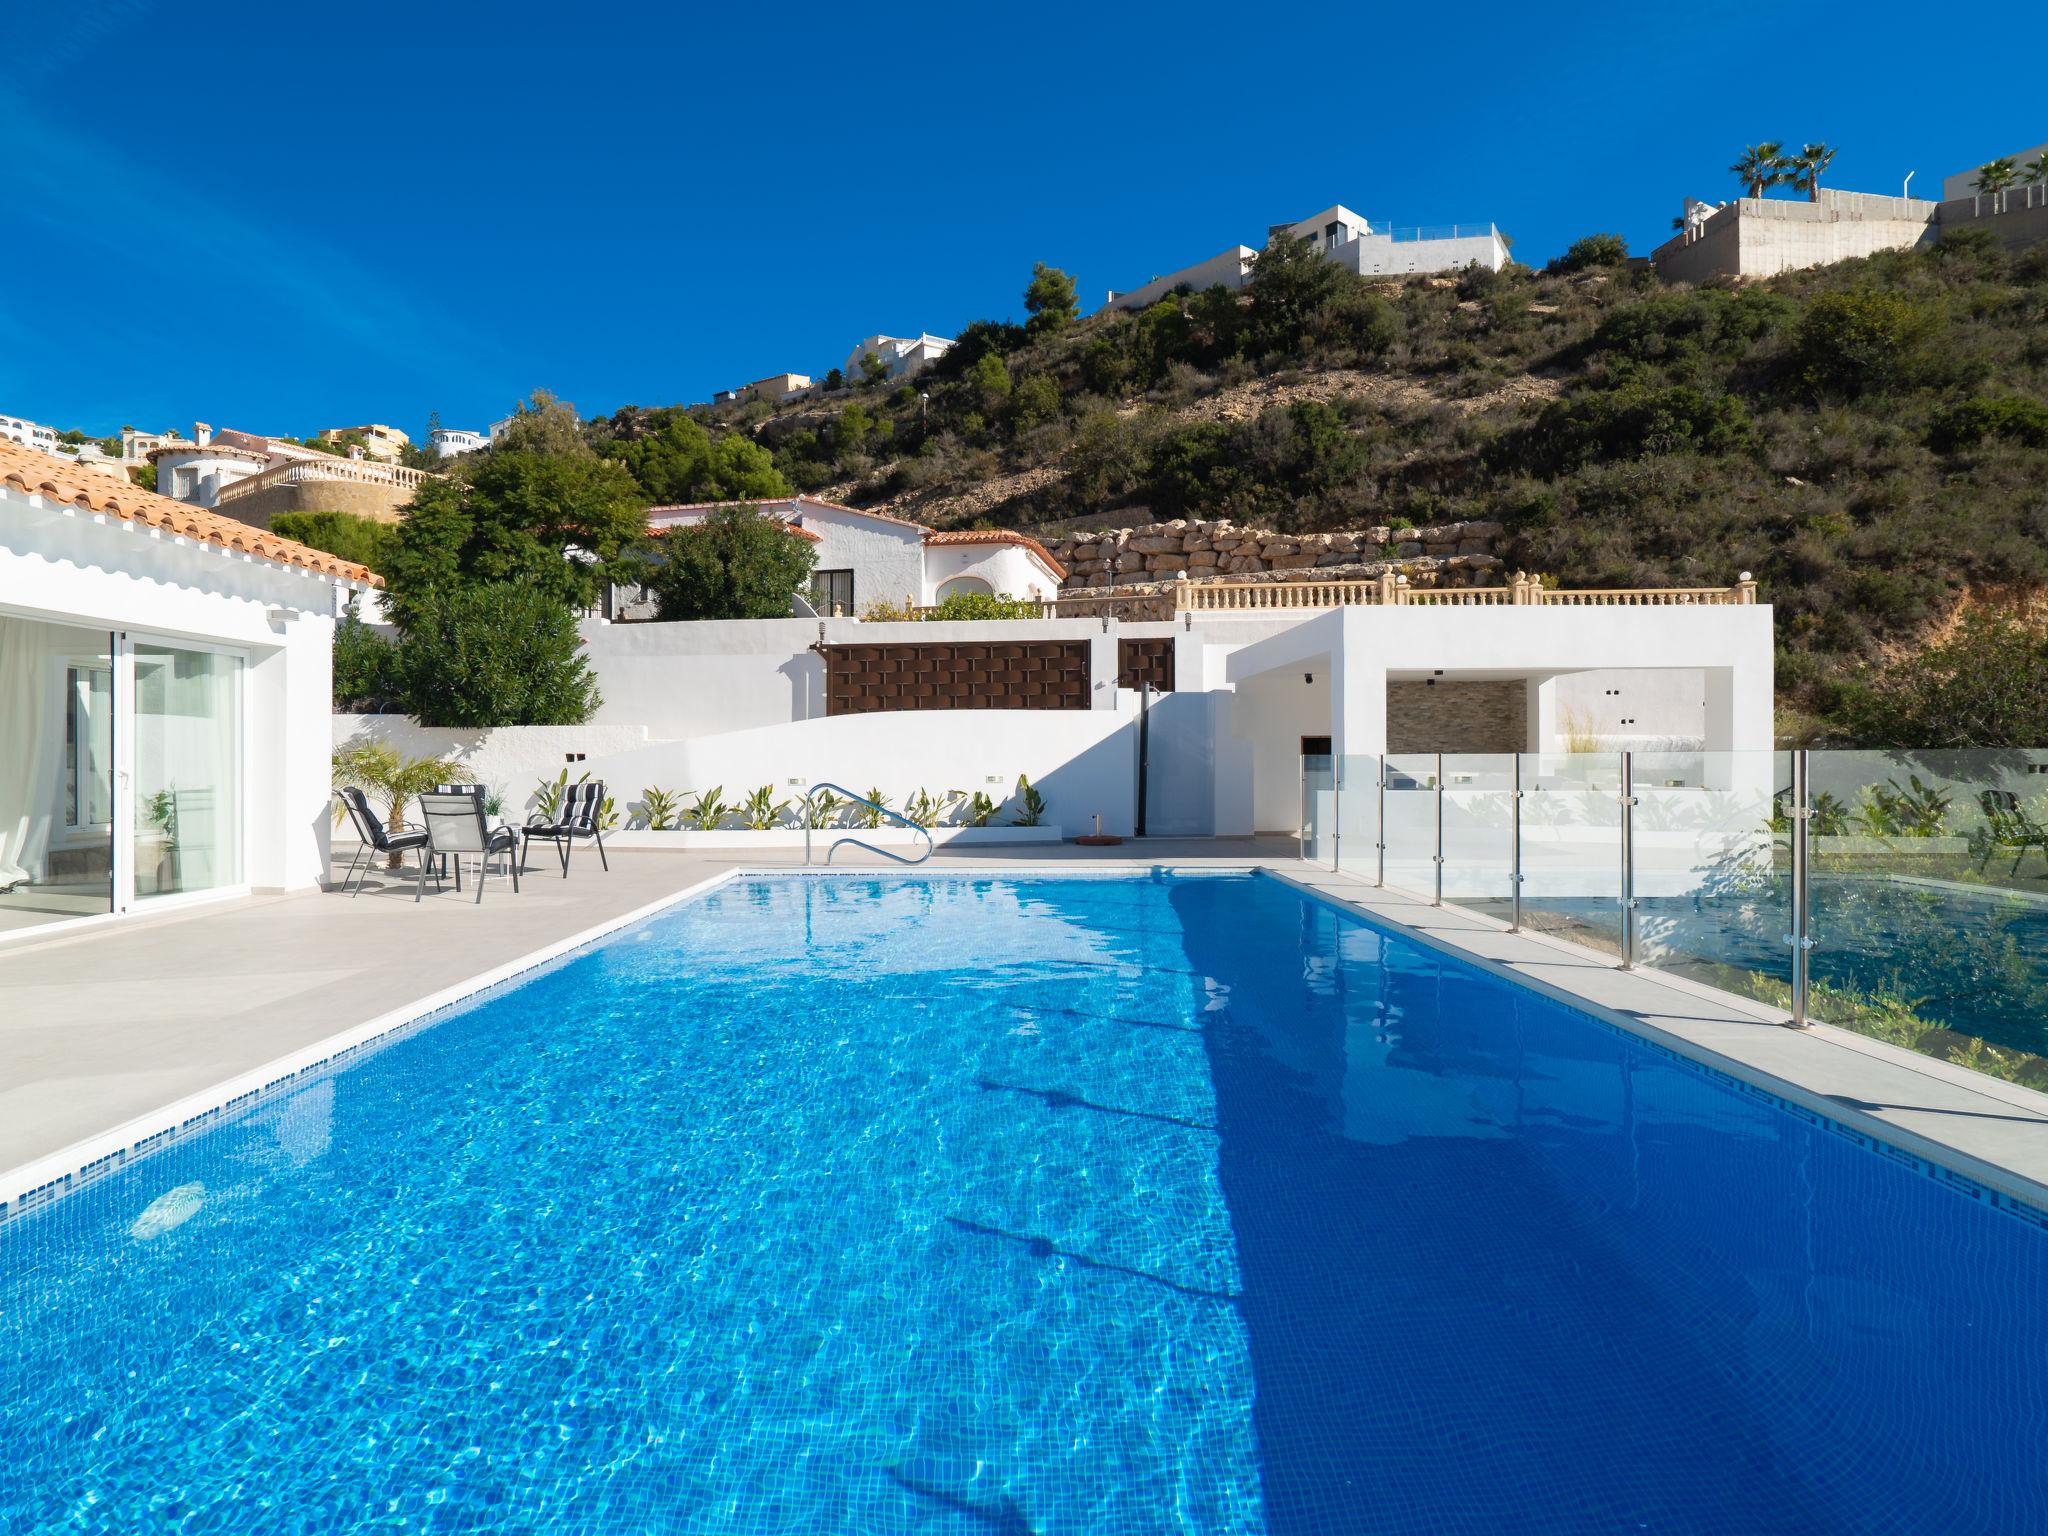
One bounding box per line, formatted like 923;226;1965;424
2;873;2045;1533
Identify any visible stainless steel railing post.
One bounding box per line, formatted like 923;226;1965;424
1376;757;1387;888
1432;751;1445;907
1509;753;1523;933
1789;749;1813;1027
1618;751;1638;970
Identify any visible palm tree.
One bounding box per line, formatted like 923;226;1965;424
1787;142;1838;201
1731;142;1789;198
1975;158;2020;204
334;741;460;868
2025;152;2048;187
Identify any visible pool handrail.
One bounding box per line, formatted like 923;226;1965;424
803;782;934;867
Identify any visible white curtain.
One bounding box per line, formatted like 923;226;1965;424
0;617;58;888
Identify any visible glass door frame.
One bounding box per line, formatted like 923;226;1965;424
119;628;252;913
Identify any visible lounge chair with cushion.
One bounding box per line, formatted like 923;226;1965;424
522;779;610;876
417;788;522;903
334;786;431;897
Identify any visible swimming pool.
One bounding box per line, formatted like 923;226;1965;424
2;873;2044;1533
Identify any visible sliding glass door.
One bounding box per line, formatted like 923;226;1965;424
133;644;242;899
0;615;115;934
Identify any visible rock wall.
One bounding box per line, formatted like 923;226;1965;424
1049;517;1503;592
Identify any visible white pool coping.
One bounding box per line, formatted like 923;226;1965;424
5;859;2047;1227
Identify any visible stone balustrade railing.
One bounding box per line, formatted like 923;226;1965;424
1172;570;1758;611
215;456;434;505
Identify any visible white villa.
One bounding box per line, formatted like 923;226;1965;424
842;333;953;383
429;427;487;458
350;569;1771;850
0;413;62;455
0;437;376;943
635;497;1068;616
1108;203;1512;311
148;423;272;508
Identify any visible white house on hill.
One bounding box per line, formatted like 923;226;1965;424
637;496;1066;617
842;334;953;383
1109;202;1511;310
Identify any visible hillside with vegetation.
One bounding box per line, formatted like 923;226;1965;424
571;233;2048;741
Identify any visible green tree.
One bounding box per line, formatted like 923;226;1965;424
2027;152;2048;186
835;401;873;455
1839;611;2048;747
394;583;600;727
1011;372;1062;430
647;505;818;620
611;411;790;504
860;350;890;386
1245;234;1346;355
969;351;1013;414
1731;142;1789;197
331;612;405;711
1787;142;1838;201
270;510;401;573
380;399;648;630
1023;261;1079;337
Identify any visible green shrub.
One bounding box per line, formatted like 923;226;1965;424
1927;394;2048;452
1589;289;1793;369
271;511;401;574
1516;384;1752;473
1836;611;2048;747
1545;233;1629;274
923;589;1044;620
1788;291;1933;398
332;613;404;711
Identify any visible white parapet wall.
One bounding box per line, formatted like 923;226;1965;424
337;707;1152;836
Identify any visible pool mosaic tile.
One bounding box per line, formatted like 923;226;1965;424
1;873;2044;1533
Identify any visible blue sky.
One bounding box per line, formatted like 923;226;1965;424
2;0;2034;438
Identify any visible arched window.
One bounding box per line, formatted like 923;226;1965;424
935;575;994;601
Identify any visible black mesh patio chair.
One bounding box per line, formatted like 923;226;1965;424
417;788;521;903
334;786;431;897
522;779;610;876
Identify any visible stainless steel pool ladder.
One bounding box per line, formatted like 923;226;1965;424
802;782;934;866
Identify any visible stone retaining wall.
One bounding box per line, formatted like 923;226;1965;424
1050;517;1503;591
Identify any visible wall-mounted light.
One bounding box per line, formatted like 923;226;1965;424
1304;672;1314;685
264;605;294;629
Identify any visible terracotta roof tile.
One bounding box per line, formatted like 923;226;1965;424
646;494;932;531
0;438;381;586
923;527;1067;580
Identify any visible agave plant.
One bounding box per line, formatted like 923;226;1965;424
904;787;959;829
639;785;683;831
963;790;997;828
860;787;891;830
1009;773;1046;827
741;784;791;831
685;786;729;830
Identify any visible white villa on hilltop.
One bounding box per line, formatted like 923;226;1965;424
633;497;1068;617
842;333;953;383
1108;203;1512;311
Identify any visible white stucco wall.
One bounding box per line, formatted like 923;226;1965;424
920;543;1059;603
1;489;356;900
1108;246;1256;310
151;449;264;508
